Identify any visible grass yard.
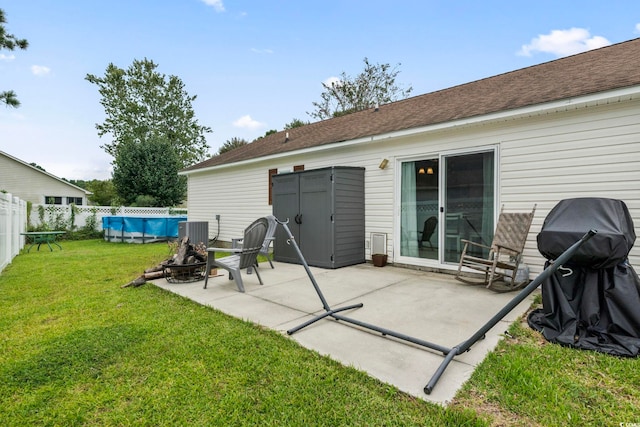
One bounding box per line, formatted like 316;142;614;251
1;240;639;426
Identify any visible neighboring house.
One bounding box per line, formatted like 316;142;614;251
0;150;91;206
181;38;640;275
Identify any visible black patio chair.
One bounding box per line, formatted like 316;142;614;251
419;216;438;249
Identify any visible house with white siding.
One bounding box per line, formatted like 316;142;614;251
0;150;90;206
181;38;640;276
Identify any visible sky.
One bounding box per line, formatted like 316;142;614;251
2;0;640;181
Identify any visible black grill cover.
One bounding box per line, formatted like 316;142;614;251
537;198;635;269
528;261;640;357
529;198;640;357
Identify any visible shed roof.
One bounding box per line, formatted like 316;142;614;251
183;37;640;173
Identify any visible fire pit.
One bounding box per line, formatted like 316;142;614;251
162;261;207;283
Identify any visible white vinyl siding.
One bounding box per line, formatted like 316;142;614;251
499;100;640;274
186;145;396;254
185;95;640;275
0;153;88;205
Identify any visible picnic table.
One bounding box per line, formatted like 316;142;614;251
20;231;66;252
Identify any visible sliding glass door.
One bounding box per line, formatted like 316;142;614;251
400;158;440;260
443;151;495;263
399;149;495;265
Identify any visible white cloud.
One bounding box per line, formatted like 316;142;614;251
323;76;341;87
635;23;640;34
518;28;611;57
232;115;264;130
31;65;51;76
0;54;16;61
201;0;224;12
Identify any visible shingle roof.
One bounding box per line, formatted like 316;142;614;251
183;38;640;173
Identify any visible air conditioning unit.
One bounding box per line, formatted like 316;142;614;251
178;221;209;246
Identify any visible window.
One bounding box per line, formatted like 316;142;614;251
45;196;62;205
67;197;83;205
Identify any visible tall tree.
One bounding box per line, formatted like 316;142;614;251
309;58;413;120
86;180;117;206
85;58;211;168
0;8;28;108
284;118;308;129
111;136;184;206
218;137;248;155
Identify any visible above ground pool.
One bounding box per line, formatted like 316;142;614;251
102;215;187;243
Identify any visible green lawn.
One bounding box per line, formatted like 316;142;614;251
1;240;638;426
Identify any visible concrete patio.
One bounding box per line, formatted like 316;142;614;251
153;260;536;405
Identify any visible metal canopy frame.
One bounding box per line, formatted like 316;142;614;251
277;218;596;395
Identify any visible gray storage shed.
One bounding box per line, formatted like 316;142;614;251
272;166;365;268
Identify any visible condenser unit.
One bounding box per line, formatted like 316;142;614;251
178;221;209;246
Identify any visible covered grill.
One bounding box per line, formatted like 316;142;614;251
528;198;640;357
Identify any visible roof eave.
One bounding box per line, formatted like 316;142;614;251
180;85;640;177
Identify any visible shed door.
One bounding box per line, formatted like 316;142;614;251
299;169;333;266
272;173;300;264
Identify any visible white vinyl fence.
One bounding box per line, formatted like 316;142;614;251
29;205;188;231
0;193;27;272
1;202;187;273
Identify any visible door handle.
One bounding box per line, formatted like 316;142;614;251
295;214;302;224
